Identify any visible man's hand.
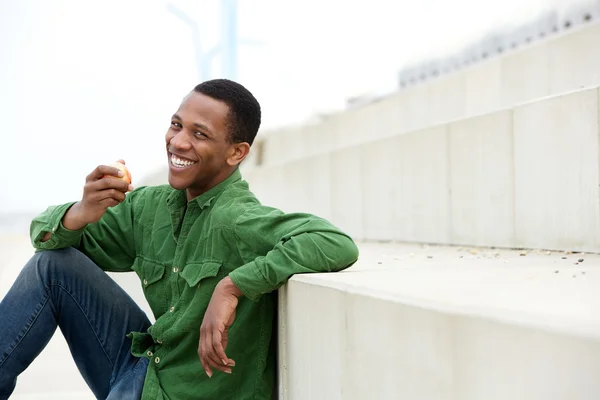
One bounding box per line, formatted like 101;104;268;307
62;160;133;231
198;276;243;377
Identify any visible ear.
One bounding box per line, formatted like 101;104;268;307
226;142;250;166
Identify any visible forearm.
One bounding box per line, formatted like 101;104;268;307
229;231;359;301
219;276;244;297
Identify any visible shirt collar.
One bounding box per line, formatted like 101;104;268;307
190;168;242;210
165;168;242;210
164;168;242;242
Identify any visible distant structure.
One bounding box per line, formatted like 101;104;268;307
397;1;600;89
167;0;245;81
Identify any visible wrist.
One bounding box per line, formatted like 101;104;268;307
219;276;243;298
62;202;89;231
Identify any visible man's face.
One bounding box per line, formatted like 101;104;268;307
165;91;237;200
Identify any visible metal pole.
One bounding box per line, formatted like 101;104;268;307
166;2;210;82
221;0;238;80
167;0;252;82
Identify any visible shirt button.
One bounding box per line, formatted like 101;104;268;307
173;267;179;273
169;306;175;312
155;357;160;364
143;279;148;285
147;351;153;357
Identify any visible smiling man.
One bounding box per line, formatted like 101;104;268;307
0;79;359;400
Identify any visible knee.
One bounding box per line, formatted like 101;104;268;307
10;248;84;293
33;247;80;265
28;247;84;278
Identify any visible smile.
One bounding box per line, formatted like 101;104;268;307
170;154;198;168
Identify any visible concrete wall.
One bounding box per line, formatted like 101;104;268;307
244;86;600;253
279;279;600;400
247;21;600;170
243;22;600;252
448;111;515;248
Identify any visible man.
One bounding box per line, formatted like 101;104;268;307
0;79;359;399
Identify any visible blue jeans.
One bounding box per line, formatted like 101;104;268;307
0;247;151;399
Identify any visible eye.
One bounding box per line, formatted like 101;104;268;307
193;131;207;139
170;121;182;129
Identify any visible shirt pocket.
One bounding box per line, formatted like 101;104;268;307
176;261;223;331
180;261;222;288
131;257;167;316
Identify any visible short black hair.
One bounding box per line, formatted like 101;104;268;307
193;79;261;146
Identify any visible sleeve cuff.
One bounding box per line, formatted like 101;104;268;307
33;202;85;250
228;260;274;302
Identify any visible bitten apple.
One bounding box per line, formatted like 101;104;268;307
102;161;132;184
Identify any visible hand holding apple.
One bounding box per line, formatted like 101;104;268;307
62;160;134;231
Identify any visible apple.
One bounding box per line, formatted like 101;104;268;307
103;161;132;184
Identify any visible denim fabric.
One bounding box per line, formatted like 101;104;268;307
0;247;151;399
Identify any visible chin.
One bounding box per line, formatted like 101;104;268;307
167;173;189;190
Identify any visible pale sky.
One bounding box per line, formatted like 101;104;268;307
0;0;572;213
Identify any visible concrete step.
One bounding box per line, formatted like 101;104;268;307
277;242;600;400
244;86;600;253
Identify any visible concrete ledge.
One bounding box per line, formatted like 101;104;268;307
278;242;600;400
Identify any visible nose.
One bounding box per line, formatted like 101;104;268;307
168;130;192;151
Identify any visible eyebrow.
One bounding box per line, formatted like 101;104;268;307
172;114;213;135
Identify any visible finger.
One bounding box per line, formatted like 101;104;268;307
87;165;125;181
91;177;132;193
197;338;209;376
87;192;121;209
116;159;126;165
198;350;212;378
88;189;125;205
221;330;235;366
212;329;230;366
204;330;232;374
206;352;232;374
99;197;120;208
203;329;221;370
94;188;126;203
201;329;213;378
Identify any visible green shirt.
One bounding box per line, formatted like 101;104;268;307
30;168;359;400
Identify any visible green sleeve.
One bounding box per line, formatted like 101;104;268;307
30;189;141;272
228;207;359;302
30;202;83;250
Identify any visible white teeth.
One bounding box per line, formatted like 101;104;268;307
171;154;197;168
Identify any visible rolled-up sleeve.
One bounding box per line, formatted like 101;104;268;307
228;207;359;302
29;189;143;272
31;202;82;250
